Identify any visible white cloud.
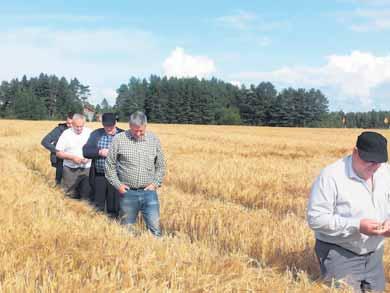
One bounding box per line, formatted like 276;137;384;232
337;1;390;31
229;80;241;87
355;9;390;17
216;10;289;32
255;36;271;47
94;88;118;104
357;0;390;6
232;51;390;111
214;11;287;49
0;27;161;105
216;11;256;30
349;8;390;31
162;47;216;78
1;13;105;23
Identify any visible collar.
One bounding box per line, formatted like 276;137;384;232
126;130;146;142
347;154;381;183
103;127;119;137
346;155;361;180
72;128;83;135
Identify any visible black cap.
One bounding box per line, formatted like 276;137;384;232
102;113;116;126
356;131;388;163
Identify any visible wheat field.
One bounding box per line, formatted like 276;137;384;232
1;119;389;292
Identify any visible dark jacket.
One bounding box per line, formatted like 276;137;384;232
41;123;68;166
82;127;124;190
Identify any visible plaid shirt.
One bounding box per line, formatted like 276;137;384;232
104;130;165;190
95;134;115;174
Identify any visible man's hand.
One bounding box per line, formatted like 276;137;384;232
144;183;157;191
360;218;385;235
81;158;90;164
72;156;84;164
118;184;130;194
99;148;109;157
379;219;390;237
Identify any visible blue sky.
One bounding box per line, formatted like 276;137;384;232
1;0;390;112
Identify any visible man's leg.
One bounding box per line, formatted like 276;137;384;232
106;179;120;218
120;190;140;231
78;168;91;201
315;240;365;291
363;246;385;292
141;190;161;237
55;159;63;185
61;166;79;199
94;176;108;212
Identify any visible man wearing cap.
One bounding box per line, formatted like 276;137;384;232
307;131;390;292
83;113;123;217
105;111;165;237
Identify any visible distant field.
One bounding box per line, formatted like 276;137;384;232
1;119;389;292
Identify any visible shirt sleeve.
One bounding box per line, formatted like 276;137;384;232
384;164;390;219
55;131;67;152
152;136;165;187
307;173;360;238
104;137;122;190
41;127;60;153
82;130;100;159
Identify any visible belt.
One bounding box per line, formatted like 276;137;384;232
316;239;375;256
128;187;146;191
64;166;88;171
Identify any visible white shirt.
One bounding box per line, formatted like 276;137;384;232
307;155;390;255
56;127;92;168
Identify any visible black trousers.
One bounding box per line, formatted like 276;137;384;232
55;159;64;185
94;175;120;216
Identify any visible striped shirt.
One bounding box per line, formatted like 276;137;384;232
104;130;165;190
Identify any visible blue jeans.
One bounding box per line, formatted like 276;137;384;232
120;189;161;237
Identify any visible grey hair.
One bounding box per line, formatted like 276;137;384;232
72;113;85;121
129;111;147;126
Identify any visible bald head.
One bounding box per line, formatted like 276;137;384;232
72;114;85;134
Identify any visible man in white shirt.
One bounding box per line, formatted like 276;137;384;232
307;131;390;292
56;114;92;200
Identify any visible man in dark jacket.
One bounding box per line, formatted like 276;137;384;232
41;112;73;185
83;113;123;217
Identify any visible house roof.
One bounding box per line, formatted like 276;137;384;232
83;104;95;112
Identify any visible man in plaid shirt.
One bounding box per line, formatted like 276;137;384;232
83;113;124;218
105;111;165;236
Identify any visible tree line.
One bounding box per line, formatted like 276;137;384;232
320;111;390;129
0;73;90;120
115;75;329;127
1;73;390;129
